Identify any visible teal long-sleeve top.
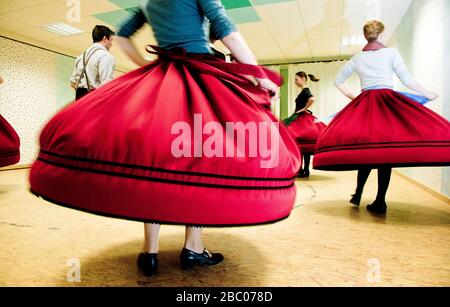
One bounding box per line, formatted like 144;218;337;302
117;0;237;54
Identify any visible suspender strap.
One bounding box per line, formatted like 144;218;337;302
75;48;102;91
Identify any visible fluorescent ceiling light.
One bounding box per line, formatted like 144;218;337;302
342;35;366;47
42;23;84;36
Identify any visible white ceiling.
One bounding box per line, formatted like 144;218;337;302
0;0;413;71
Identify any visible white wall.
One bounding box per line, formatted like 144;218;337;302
0;37;59;166
0;37;123;168
389;0;449;198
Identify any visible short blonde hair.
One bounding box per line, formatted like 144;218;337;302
363;20;385;42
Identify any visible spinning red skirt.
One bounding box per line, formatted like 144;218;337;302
29;49;301;227
0;115;20;167
284;112;327;154
313;89;450;170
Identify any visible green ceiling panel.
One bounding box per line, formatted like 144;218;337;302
109;0;142;9
124;6;141;13
221;0;252;10
252;0;296;5
98;1;273;27
226;7;261;24
94;10;130;27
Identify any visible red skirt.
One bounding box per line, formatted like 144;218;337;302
29;50;301;227
284;112;327;154
313;89;450;170
0;115;20;167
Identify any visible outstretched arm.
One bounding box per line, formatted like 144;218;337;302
335;57;358;100
393;49;438;100
220;32;279;99
199;0;280;100
116;8;150;67
403;81;438;101
116;37;150;67
221;32;257;65
336;83;357;100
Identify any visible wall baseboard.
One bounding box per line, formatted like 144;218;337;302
0;164;31;171
394;170;450;204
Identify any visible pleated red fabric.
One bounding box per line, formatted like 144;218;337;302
0;115;20;167
313;89;450;170
285;112;327;154
29;50;301;226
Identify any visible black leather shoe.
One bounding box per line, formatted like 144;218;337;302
298;169;310;178
350;193;362;207
137;253;158;276
367;201;387;214
180;248;224;270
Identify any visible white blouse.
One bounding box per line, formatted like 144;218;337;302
335;48;414;90
70;43;116;90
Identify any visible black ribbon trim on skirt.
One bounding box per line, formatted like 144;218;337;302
0;150;20;157
37;157;296;190
314;161;450;171
39;150;297;182
315;141;450;154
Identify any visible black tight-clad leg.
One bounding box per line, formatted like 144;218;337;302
299;154;311;178
351;167;392;214
139;224;224;276
350;168;371;206
367;167;392;214
376;167;392;203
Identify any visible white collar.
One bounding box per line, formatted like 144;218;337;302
91;43;108;52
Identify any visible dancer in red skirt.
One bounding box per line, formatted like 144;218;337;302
29;0;301;275
0;75;20;168
314;20;449;214
283;72;326;178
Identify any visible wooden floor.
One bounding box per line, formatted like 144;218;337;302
0;168;449;287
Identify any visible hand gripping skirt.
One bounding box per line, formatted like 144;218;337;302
313;89;450;171
0;115;20;167
29;48;301;227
